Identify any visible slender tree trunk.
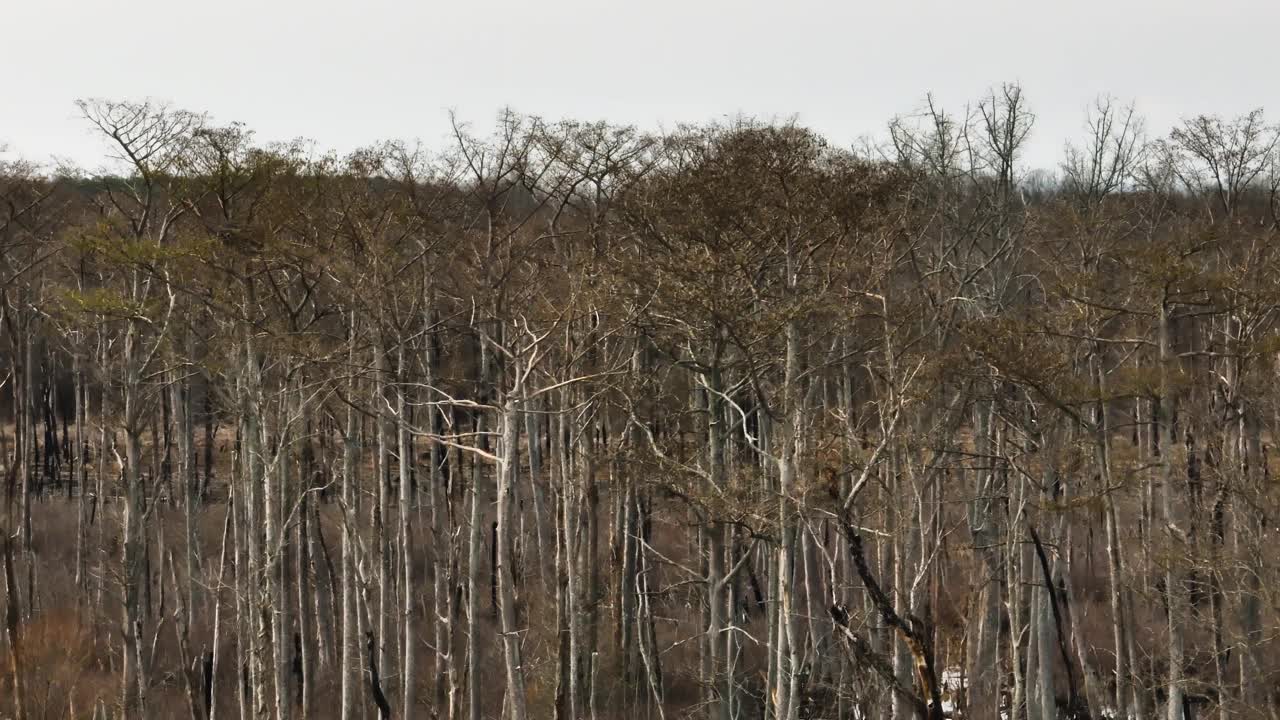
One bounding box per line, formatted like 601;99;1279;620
774;311;803;720
398;342;417;720
704;366;727;720
4;533;25;720
210;504;232;720
74;351;88;593
1159;301;1186;720
497;390;529;720
122;313;149;718
340;330;360;720
466;409;484;720
373;342;392;703
967;397;1001;720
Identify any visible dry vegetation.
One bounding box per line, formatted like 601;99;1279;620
0;86;1278;720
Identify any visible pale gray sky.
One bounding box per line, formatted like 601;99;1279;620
4;0;1275;173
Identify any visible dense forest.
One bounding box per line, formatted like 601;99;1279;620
1;86;1278;720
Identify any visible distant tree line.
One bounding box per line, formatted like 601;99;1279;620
0;85;1278;719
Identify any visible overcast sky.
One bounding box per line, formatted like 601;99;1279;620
3;0;1276;173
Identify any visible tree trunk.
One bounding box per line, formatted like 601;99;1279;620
497;392;530;720
398;343;417;720
1159;301;1186;720
340;332;360;720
